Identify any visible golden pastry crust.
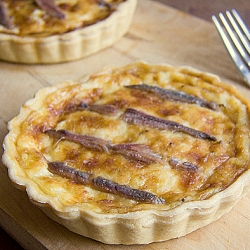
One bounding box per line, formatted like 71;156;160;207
0;0;137;63
2;61;250;244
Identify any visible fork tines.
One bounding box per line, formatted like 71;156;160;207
212;9;250;86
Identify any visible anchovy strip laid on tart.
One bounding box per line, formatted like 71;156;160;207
0;0;137;63
2;61;250;244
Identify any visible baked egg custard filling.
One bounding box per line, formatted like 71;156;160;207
0;0;126;36
4;62;250;217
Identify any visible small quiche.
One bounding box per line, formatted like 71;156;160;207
2;61;250;244
0;0;137;63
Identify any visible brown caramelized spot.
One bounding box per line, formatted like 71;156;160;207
82;157;100;171
202;164;246;193
59;3;81;12
58;3;70;11
179;170;201;188
158;108;181;117
107;99;128;109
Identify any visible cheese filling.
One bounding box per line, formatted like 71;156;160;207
0;0;126;36
7;62;250;213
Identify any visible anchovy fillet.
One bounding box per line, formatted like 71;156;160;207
78;102;118;115
126;84;218;110
111;143;163;164
121;108;217;141
0;2;14;29
169;158;199;172
48;161;92;184
45;129;110;152
35;0;65;19
48;161;165;204
45;129;162;164
96;0;112;8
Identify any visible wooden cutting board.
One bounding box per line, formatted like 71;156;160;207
1;1;250;249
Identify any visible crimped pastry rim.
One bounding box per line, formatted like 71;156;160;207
2;61;250;244
0;0;137;64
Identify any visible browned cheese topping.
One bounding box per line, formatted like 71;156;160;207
12;62;250;213
0;0;126;36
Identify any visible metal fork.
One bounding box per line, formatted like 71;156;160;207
212;9;250;87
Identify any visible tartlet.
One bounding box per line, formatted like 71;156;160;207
0;0;137;64
2;61;250;244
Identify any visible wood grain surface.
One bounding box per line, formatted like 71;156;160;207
1;0;250;249
158;0;250;24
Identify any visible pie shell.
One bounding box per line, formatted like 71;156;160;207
0;0;137;64
2;61;250;245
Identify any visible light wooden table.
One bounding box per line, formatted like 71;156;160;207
1;0;250;249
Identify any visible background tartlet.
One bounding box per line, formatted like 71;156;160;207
0;0;137;64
